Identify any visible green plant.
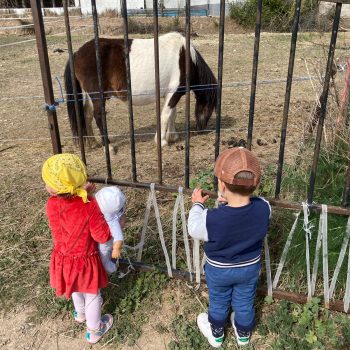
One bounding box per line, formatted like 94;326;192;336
229;0;321;32
258;298;350;349
102;270;169;345
169;314;209;350
189;169;214;192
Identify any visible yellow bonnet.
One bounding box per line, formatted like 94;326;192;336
42;153;89;203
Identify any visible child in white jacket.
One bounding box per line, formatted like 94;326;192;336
95;186;126;274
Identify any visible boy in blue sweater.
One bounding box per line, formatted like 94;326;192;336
188;147;270;347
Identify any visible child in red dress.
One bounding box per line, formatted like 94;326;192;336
42;153;113;344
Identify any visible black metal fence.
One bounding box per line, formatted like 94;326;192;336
28;0;350;313
30;0;350;216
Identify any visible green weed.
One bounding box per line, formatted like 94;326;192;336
258;298;350;350
189;169;214;192
102;270;169;345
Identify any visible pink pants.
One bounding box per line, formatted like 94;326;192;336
71;291;102;330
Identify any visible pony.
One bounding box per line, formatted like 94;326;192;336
64;32;217;152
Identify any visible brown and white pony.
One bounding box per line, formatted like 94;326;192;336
64;32;217;151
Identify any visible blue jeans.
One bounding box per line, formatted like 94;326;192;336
205;262;261;332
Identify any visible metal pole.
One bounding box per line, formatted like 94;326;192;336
214;0;226;191
91;0;112;179
90;177;350;216
307;3;342;204
63;0;86;164
185;0;191;188
117;258;349;314
153;0;163;184
342;159;350;207
121;0;137;182
30;0;62;154
246;0;262;150
274;0;301;199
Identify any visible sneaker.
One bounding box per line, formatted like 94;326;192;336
73;310;86;323
197;313;224;348
85;314;113;344
230;313;251;346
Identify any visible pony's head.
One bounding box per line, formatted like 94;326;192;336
192;49;218;130
194;86;217;130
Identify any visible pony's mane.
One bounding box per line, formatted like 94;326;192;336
192;48;218;119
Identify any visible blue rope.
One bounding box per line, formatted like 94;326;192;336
55;76;65;104
43;77;65;111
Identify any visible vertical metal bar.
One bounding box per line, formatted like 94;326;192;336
153;0;163;184
342;161;350;207
214;0;226;160
274;0;301;199
307;3;342;204
30;0;62;154
63;0;86;164
121;0;137;182
185;0;191;188
246;0;262;151
213;0;226;192
91;0;112;179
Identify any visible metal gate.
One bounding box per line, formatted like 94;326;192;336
30;0;350;313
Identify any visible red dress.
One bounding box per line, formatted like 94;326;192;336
46;196;111;298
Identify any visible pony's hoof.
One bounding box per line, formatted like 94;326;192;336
166;133;179;143
161;139;168;148
87;141;101;150
109;145;118;155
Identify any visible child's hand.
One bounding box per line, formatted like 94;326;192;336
192;188;209;204
84;182;96;194
112;240;123;259
218;195;228;203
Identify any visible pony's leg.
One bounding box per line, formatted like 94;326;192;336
90;98;117;155
84;94;99;149
154;94;178;147
166;106;179;143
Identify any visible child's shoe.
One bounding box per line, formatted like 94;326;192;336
85;314;113;344
230;313;251;346
197;313;224;348
73;310;86;323
104;259;118;274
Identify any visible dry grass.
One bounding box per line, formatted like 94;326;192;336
1;16;350;349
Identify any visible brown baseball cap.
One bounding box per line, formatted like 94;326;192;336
214;147;261;187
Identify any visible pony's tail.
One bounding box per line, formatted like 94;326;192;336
191;48;218;130
64;60;86;144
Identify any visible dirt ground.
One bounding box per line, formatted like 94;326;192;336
1;15;350;349
0;303;173;350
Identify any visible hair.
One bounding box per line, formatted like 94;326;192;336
224;171;257;196
57;193;74;199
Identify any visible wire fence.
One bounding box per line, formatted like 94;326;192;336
0;75;328;103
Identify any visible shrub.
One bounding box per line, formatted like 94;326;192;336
229;0;322;32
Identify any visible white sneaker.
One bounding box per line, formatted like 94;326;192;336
73;310;86;323
85;314;113;344
197;313;224;348
230;313;251;346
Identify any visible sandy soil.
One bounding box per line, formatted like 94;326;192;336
0;303;173;350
